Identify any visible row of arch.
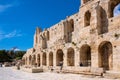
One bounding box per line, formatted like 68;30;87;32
84;2;120;34
83;0;120;18
65;2;120;41
66;2;120;38
23;41;113;70
34;2;120;47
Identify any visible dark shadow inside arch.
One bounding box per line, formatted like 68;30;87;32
67;19;74;43
37;54;40;67
32;55;36;65
67;47;75;66
56;49;64;66
42;53;46;66
49;52;53;66
98;41;113;70
80;44;91;67
97;6;108;35
84;10;91;27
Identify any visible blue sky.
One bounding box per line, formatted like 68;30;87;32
114;4;120;16
0;0;120;51
0;0;80;51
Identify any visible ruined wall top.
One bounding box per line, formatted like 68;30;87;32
33;0;120;49
36;27;42;35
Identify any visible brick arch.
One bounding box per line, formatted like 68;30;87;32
98;41;113;70
80;44;91;66
37;54;40;67
69;19;74;32
56;49;64;66
67;47;75;66
49;52;53;66
109;1;120;18
32;55;36;65
113;3;120;17
42;53;47;66
84;10;91;27
97;6;108;35
67;19;74;42
46;30;50;40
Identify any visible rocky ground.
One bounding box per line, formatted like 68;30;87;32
0;67;119;80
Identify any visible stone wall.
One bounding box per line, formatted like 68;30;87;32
22;0;120;73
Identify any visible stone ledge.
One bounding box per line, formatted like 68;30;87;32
58;67;92;75
104;71;120;79
91;67;104;76
21;67;43;73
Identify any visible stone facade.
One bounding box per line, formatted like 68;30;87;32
22;0;120;75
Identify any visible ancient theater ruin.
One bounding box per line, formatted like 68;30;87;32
22;0;120;77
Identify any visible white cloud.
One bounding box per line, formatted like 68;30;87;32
14;48;20;51
0;4;13;13
0;0;20;13
0;30;22;40
11;47;20;51
10;47;21;51
5;30;22;38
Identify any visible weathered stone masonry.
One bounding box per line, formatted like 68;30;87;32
22;0;120;74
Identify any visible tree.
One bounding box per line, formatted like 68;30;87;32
0;50;12;62
0;50;26;62
14;51;26;60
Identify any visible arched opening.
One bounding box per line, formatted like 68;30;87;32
67;47;75;66
97;6;108;35
32;55;36;65
25;57;27;65
37;54;40;67
84;10;91;27
69;19;74;32
42;53;46;66
114;4;120;17
68;19;74;42
49;52;53;66
109;1;120;18
80;44;91;66
33;48;35;53
56;49;64;66
98;41;113;70
29;55;32;65
47;30;50;40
